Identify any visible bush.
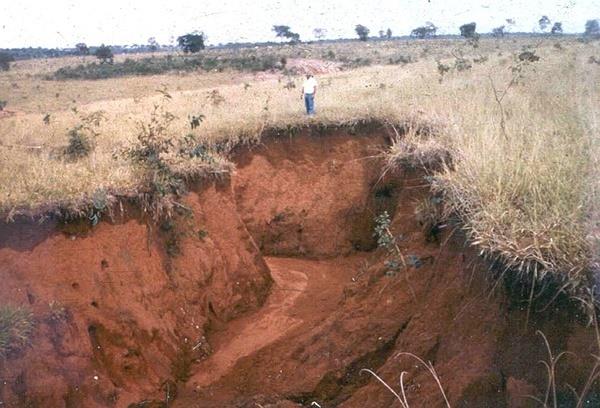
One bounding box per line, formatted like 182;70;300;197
0;305;34;358
62;111;105;160
0;51;15;71
459;22;477;38
388;55;414;65
177;32;205;53
94;44;113;64
64;128;94;159
49;54;283;80
122;95;231;219
0;100;7;111
355;24;370;41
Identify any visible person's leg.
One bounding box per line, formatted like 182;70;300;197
307;94;315;115
304;94;310;114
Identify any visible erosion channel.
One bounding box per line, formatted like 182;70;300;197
1;125;598;408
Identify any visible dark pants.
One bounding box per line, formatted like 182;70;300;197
304;93;315;115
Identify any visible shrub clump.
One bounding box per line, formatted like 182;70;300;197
49;54;283;80
0;305;35;358
122;93;231;219
63;111;105;161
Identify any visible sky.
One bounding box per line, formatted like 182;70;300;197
0;0;598;48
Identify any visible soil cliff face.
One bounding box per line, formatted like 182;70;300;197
233;127;398;258
0;182;272;407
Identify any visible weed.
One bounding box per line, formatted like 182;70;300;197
63;111;106;161
360;352;450;408
188;114;205;130
0;305;35;358
374;211;416;299
519;50;541;62
64;127;93;159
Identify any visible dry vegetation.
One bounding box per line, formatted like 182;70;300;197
0;36;599;300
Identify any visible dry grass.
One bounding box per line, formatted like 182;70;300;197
0;305;34;358
0;36;598;294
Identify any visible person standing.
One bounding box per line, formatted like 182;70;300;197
301;73;317;116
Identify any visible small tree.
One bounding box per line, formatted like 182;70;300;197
148;37;159;52
539;15;551;32
75;43;89;55
551;22;563;34
313;27;327;41
585;19;600;37
0;51;15;71
177;32;205;53
272;25;300;43
94;44;113;64
459;22;477;38
411;22;437;39
492;26;505;37
378;30;385;38
386;28;392;39
355;24;370;41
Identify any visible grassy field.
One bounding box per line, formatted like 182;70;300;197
0;36;599;299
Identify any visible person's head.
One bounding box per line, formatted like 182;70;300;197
306;73;313;79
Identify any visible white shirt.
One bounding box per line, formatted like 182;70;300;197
302;77;317;94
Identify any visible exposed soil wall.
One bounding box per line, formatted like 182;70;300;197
233;126;398;258
1;126;597;408
0;182;272;407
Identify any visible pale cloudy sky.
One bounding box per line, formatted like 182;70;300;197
0;0;598;48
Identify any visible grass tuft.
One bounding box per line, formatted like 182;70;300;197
0;305;35;358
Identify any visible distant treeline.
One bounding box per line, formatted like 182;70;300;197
0;32;581;62
0;45;178;61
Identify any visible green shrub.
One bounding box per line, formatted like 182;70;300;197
63;111;105;160
0;305;34;358
49;54;283;80
122;94;231;219
0;51;15;71
64;128;94;159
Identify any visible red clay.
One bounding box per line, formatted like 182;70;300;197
1;127;598;408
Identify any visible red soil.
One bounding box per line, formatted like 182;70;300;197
1;126;597;407
0;183;272;407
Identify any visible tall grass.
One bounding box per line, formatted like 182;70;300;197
0;37;596;296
